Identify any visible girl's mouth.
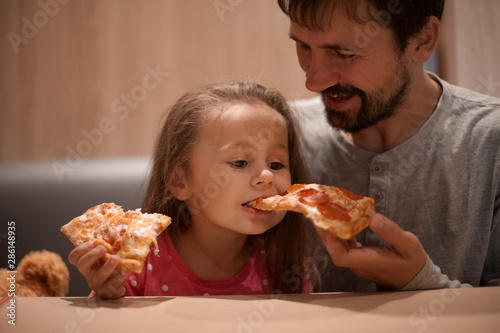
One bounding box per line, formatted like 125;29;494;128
241;202;269;215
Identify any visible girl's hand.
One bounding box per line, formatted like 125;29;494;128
68;242;129;299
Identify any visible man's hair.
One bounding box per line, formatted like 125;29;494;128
277;0;445;52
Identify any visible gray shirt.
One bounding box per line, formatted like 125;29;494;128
293;74;500;291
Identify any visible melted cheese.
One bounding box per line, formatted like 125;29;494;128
62;203;171;272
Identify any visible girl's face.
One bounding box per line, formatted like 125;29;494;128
181;102;291;237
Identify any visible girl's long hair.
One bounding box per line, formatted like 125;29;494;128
142;81;321;293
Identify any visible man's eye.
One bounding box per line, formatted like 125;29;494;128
268;162;285;170
229;160;247;168
337;51;355;59
296;42;311;51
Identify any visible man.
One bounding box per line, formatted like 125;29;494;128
278;0;500;291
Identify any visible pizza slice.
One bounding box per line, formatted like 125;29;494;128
247;184;375;239
61;203;171;273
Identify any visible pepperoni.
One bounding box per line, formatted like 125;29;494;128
318;202;350;222
298;189;330;206
291;185;362;222
339;187;364;201
285;184;306;195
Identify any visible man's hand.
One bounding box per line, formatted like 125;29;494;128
68;242;129;299
315;213;428;289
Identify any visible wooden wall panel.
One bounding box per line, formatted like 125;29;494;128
3;1;498;162
438;0;500;97
0;0;314;161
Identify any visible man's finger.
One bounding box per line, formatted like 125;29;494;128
370;213;425;258
314;225;358;266
370;214;406;246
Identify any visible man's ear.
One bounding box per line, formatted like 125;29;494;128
170;167;192;201
407;16;440;63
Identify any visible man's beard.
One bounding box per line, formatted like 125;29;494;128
321;62;411;133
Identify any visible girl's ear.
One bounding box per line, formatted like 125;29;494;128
170;167;192;201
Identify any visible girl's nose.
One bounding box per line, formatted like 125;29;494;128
254;169;273;187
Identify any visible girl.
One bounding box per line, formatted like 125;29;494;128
69;82;322;298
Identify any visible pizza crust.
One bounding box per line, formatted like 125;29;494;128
248;184;374;239
61;203;171;273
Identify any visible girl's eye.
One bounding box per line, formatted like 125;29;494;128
268;162;285;170
229;160;248;169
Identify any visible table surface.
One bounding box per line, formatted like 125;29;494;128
2;287;500;333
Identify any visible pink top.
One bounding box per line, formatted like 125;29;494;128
124;232;276;296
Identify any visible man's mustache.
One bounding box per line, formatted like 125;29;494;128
322;84;363;97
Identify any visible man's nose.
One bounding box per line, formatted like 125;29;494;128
305;54;341;93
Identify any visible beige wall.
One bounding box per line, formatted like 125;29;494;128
1;0;499;161
0;0;313;161
439;0;500;97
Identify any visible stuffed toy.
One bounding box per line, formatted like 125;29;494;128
0;250;69;297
